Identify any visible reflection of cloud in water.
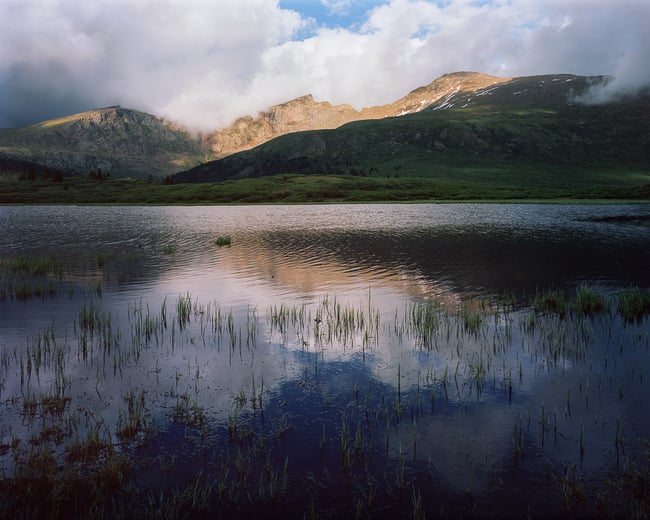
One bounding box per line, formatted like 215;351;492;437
211;232;463;306
398;402;516;495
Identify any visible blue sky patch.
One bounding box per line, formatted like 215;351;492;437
280;0;388;32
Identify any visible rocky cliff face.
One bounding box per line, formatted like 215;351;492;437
204;72;508;158
204;95;359;157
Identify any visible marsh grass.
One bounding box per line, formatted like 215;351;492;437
0;255;67;279
176;292;193;329
532;288;567;317
65;430;113;464
597;441;650;517
1;285;649;518
172;394;206;429
617;286;650;322
116;390;149;442
574;284;607;315
0;253;144;302
0;254;111;301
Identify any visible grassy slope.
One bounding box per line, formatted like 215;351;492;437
178;103;650;178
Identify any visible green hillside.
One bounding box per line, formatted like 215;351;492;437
174;75;650;198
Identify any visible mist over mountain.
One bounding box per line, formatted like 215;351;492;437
2;0;648;134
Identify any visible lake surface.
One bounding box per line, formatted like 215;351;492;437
1;203;649;517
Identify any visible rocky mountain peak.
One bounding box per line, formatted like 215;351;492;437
204;93;361;157
382;71;510;115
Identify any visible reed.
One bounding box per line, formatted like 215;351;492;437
1;287;649;518
532;288;567;317
573;284;606;315
172;394;206;429
176;292;193;329
116;389;148;441
65;429;112;463
461;301;483;336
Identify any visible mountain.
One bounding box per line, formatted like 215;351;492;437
0;106;208;179
203;72;508;158
0;72;511;179
2;71;649;188
174;73;650;190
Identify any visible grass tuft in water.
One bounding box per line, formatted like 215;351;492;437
573;284;607;315
159;244;177;254
532;288;567;317
617;286;650;322
0;255;67;278
215;235;232;247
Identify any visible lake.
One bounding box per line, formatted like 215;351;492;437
1;203;649;518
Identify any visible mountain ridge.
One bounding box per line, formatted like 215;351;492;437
203;71;509;158
0;71;516;178
2;71;646;185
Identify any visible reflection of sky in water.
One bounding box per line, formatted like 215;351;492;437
1;204;650;507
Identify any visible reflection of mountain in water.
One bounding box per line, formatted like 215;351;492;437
3;204;649;310
218;223;650;302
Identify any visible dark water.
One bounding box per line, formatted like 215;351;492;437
1;203;649;517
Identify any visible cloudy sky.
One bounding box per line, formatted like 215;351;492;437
0;0;648;131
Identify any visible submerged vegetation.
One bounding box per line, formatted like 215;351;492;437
1;278;649;517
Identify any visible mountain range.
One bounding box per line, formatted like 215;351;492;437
203;72;508;159
175;72;650;190
0;71;509;179
1;71;649;190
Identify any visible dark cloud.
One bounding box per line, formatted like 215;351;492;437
0;62;102;128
